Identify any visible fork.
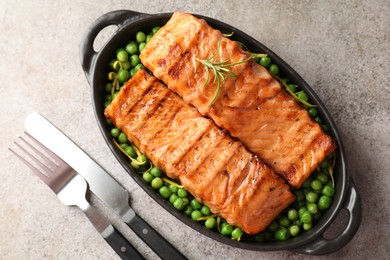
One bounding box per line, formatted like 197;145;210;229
9;133;144;260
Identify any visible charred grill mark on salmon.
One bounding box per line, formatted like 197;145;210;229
105;69;295;234
140;11;337;188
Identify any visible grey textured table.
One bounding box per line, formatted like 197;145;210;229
0;1;389;259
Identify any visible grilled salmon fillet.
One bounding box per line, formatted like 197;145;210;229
140;11;337;188
105;69;295;234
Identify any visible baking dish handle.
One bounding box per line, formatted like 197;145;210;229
80;10;148;84
293;178;362;255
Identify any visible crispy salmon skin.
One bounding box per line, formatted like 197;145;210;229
140;11;336;188
105;69;295;234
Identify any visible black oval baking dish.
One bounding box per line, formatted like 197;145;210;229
80;10;361;255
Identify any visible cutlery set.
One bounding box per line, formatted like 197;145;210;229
10;112;187;260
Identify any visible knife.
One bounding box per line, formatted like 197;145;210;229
25;112;187;260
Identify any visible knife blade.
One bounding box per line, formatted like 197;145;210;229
25;112;187;260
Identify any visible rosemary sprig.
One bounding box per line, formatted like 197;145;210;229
196;41;265;106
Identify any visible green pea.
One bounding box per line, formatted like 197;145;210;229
183;205;193;216
318;195;332;210
317;172;329;184
289;225;300;237
120;143;128;149
182;197;189;206
322;185;335;197
119;143;129;150
307;203;319;214
287;209;299;221
259;56;271;68
173;197;185;210
130;160;140;170
205;217;216;229
300;211;312;224
296;92;309;102
322;124;329;132
293;219;303;227
308;107;318;117
117;69;130;83
122;61;131;70
130;54;140;67
110;128;120;138
152;26;161;34
142;172;153;183
220;223;233;236
136;31;146;43
298;207;308;218
150;167;162;177
139;42;146;52
314;116;322;124
151;177;163;190
116;47;125;55
125;146;136;157
275;228;290;241
320;160;329;168
116;50;128;62
146;34;153;43
306;191;319;203
118;132;127;144
269;64;279;75
311;179;323;191
191;210;202;221
279;216;290;228
177;188;188;198
169;193;179;204
200;205;211;216
287;84;297;93
134;63;145;72
232;227;243;240
159;186;171;199
137;154;148;164
111;92;118;100
190;199;202;210
125;41;138;55
303;223;312;231
169;184;178;194
130;68;136;77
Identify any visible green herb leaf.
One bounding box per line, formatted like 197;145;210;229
196;41;263;106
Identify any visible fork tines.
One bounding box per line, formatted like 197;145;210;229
9;132;73;192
